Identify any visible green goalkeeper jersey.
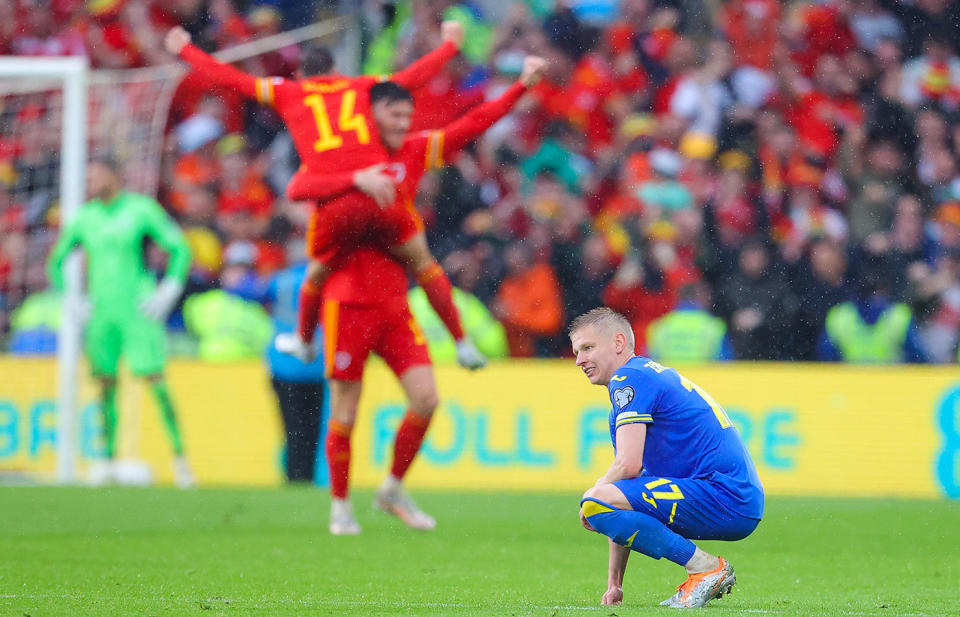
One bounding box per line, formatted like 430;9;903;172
48;191;190;314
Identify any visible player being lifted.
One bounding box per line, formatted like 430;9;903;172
163;23;487;371
284;62;547;285
309;59;545;534
569;308;764;608
48;159;194;487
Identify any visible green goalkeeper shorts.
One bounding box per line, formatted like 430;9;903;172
84;311;166;377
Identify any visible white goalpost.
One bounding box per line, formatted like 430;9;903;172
0;56;88;483
0;13;357;485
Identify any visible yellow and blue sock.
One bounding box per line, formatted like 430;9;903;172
581;497;696;566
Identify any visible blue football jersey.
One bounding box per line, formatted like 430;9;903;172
607;356;764;519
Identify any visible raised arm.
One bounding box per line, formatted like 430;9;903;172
166;26;275;105
419;56;545;169
389;21;463;91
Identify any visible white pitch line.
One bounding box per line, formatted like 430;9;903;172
0;594;940;616
0;595;658;610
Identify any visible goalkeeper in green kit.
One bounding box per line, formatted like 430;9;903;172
48;159;194;487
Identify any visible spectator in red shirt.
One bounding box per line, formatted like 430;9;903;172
528;44;618;153
603;245;678;355
782;53;864;160
11;5;86;58
785;1;857;77
721;0;781;71
80;2;144;69
215;133;274;220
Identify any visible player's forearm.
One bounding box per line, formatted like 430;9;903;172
439;81;527;159
148;208;192;283
163;238;191;283
286;169;356;202
390;40;458;91
179;43;259;100
597;457;642;486
608;540;630;587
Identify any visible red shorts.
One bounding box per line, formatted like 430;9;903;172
321;298;431;381
306;196;425;264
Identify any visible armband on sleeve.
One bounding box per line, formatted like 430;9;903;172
615;410;652;428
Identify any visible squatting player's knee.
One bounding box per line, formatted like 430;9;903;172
583;483;631;509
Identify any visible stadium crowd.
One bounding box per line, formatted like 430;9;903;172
2;0;960;363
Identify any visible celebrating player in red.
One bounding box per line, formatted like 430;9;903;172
163;23;487;369
314;57;546;535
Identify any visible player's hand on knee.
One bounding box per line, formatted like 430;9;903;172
579;508;595;532
353;164;396;208
520;56;547;86
440;21;465;48
165;26;191;55
601;586;623;605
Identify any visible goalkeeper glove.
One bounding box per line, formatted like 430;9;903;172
140;278;185;322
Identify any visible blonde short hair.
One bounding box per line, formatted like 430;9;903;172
568;307;635;351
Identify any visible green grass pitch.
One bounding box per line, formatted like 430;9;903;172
1;487;958;616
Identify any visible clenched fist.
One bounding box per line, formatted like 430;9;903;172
520;56;547;86
165;26;191;55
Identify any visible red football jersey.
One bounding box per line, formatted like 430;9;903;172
260;73;389;174
178;41;458;176
307;82;529;304
291;80;530;298
287;81;529;206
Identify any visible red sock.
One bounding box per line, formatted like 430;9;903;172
297;278;323;343
391;409;432;480
416;263;464;341
325;420;352;499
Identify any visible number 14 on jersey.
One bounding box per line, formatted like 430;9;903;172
303;89;370;152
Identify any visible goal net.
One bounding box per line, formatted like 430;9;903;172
0;14;355;484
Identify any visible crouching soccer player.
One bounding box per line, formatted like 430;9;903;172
569;308;763;608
